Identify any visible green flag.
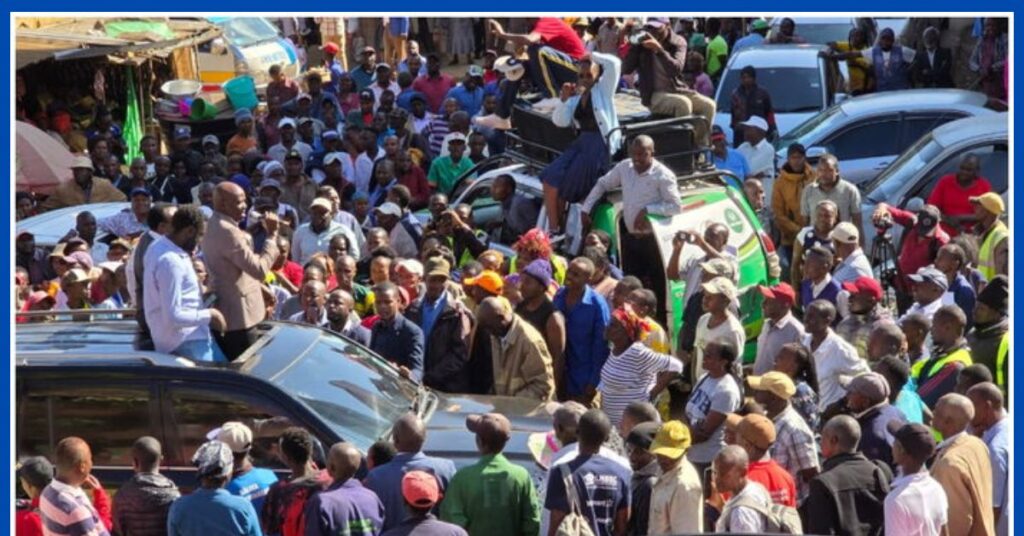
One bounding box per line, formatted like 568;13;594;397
123;67;143;163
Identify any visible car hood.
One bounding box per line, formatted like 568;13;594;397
423;393;558;485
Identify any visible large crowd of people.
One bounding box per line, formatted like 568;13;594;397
15;15;1010;536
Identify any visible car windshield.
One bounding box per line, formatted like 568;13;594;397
220;17;280;48
267;332;419;448
774;105;843;151
863;134;944;203
717;67;823;114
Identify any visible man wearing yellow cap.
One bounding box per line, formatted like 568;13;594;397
648;421;703;534
970;192;1007;281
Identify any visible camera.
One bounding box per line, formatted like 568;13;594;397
874;214;893;234
628;30;653;46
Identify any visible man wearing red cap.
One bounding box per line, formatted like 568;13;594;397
836;276;892;360
753;282;804;375
384;471;467;536
320;40;347;95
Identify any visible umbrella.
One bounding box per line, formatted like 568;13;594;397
16;120;75;196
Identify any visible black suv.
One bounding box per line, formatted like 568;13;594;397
16;320;554;490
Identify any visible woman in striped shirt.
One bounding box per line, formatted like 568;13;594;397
599;304;683;426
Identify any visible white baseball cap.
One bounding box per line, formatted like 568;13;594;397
215;421;253;454
278;117;297;129
375;202;403;218
739;116;769;132
324;152;346;166
829;222;860;245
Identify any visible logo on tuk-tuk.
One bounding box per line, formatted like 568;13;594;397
724;208;744;234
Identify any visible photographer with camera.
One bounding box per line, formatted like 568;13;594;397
871;203;949;314
621;17;716;146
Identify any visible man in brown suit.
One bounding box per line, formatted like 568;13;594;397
41;155;127;211
931;393;995;536
476;296;555;401
202;182;280;360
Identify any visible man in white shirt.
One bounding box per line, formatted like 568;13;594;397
581;135;684;236
291;198;359;264
715;445;774;532
267;118;314;164
804;299;869;409
900;266;948;324
830;222;873;284
127;203;177;350
736;115;776;200
143;206;226;362
885;421;948;536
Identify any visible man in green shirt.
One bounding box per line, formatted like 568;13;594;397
705;18;729;81
427;133;475;196
441;413;540;536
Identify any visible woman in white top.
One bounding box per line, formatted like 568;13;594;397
692;277;747;382
685;337;743;473
598;304;683;426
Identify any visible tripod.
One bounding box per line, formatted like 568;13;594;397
870;226;900;311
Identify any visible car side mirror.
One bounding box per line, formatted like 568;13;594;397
210;38;228;56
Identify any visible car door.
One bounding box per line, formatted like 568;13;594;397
819;117;901;186
17;374;161;490
157;378;331;490
898;112;970;154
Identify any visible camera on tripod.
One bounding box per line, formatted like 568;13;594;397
874;214;894;234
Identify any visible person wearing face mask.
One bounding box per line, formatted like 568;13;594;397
143;205;227;362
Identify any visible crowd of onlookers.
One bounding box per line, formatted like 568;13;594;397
15;15;1011;536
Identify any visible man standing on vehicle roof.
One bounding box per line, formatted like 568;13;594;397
621;17;716;147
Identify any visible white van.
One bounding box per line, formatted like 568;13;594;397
198;17;300;92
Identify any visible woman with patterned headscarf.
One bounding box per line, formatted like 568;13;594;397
599;304;683;426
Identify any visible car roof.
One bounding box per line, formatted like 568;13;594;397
16;202;130;246
837;89;990;117
931;113;1008;147
726;44;827;69
16;321;196;368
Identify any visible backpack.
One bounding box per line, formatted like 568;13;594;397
554;463;596;536
725;494;804;534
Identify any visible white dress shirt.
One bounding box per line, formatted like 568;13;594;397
884;470;948;536
833;248;874;284
143;236;212;354
581;158;684;233
805;330;869;409
737;138;777;200
98;210;148;238
291;220;359;265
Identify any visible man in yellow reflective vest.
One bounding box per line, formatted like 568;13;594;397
914;304;973;408
968;275;1009;406
970;193;1008;281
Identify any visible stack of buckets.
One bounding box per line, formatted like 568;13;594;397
222;75;259;111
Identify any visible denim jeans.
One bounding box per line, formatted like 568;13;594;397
172;338;227;363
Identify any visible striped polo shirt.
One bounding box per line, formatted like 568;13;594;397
39;479;109;536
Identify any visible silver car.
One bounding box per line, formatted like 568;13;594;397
713;44;846;146
775;89;995;186
860;113;1008;248
16;202;130;249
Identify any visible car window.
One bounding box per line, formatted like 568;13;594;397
822;120;900;160
164;384;298;468
717;67;823;114
900;114;967;151
909;142;1009;203
18;383;155;466
220;17;280;48
864;134;944;203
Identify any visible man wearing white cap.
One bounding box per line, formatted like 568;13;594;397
41;155;126;210
692;276;746;382
292;198;359;264
216;422;279;513
830;222;873;285
267;117;314;164
375;202;420;258
736;115;777;201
